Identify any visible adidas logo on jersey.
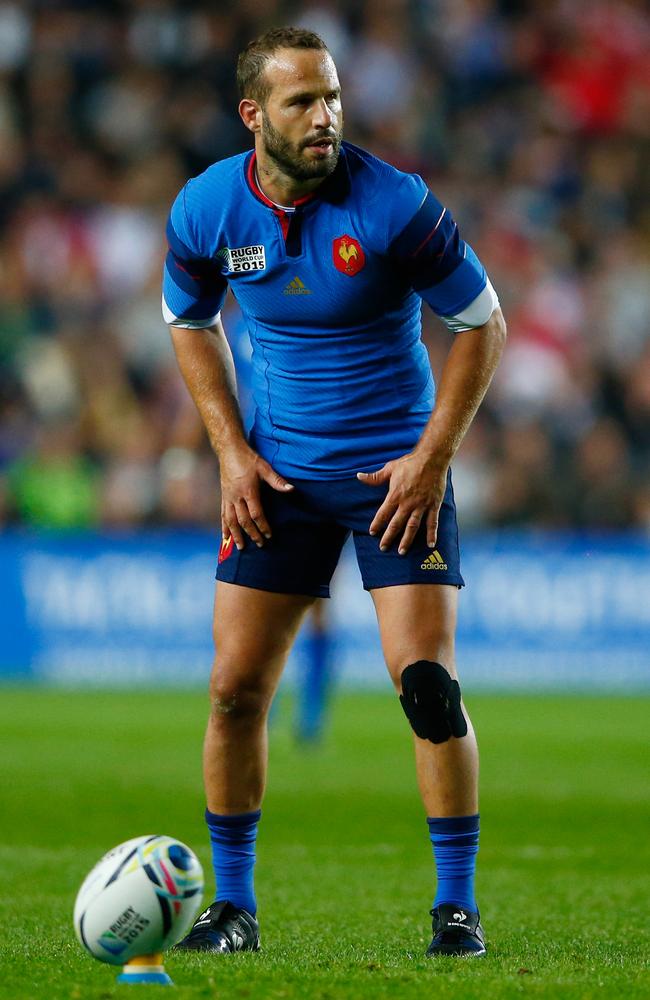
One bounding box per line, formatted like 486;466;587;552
283;276;312;295
421;550;448;571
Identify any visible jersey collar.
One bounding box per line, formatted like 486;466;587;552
246;152;315;211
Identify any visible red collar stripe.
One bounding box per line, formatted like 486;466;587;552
246;152;315;210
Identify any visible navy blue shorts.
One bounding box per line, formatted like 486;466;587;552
216;471;464;598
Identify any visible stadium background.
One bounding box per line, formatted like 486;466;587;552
0;0;648;687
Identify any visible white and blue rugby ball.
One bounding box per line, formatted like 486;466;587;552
73;835;204;965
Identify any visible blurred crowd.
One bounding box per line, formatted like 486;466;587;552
0;0;648;533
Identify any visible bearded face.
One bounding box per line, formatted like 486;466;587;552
260;110;343;182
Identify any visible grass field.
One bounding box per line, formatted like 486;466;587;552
1;687;648;1000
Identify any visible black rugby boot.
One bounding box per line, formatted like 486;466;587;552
175;900;260;953
426;903;486;957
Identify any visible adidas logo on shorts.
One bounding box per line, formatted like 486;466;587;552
421;550;448;571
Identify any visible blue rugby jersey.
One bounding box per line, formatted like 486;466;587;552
163;142;498;479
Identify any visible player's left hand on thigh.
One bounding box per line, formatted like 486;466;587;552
357;454;448;555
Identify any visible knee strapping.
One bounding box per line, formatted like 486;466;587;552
399;660;468;744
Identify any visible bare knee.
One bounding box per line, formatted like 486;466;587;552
208;668;272;723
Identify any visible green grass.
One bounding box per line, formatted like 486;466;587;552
1;688;648;999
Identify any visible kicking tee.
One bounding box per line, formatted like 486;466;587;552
163;142;498;479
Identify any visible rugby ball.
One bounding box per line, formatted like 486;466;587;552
73;835;204;965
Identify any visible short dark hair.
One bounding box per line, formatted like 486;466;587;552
237;27;329;106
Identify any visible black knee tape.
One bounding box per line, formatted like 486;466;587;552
399;660;468;744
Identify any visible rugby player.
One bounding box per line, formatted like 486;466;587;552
163;27;506;958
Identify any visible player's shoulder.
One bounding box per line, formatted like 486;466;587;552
184;151;248;206
169;151;249;257
342;142;427;209
342;142;428;247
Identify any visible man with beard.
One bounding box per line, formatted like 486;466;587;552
163;27;506;958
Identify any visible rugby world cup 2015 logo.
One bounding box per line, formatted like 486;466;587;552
333;234;365;276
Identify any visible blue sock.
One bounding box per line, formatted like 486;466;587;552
297;628;331;740
205;808;261;916
428;813;479;912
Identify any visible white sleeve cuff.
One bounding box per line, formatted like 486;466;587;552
439;277;500;333
162;294;221;329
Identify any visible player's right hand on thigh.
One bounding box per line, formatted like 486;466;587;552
219;445;294;550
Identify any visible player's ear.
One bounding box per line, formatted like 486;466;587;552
239;99;263;134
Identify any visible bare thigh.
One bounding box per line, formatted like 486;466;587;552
369;584;458;690
211;582;315;703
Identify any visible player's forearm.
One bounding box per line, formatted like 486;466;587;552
169;322;247;459
415;307;507;466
